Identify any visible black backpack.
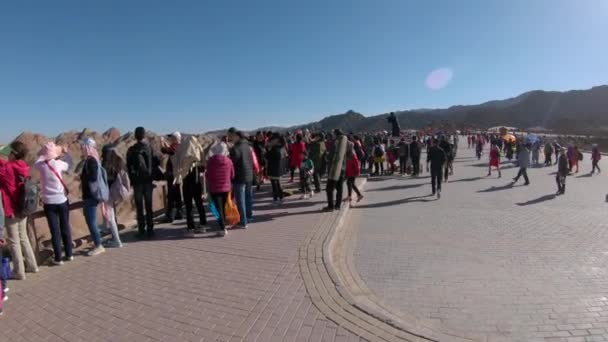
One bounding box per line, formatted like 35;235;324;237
374;146;384;158
17;176;39;217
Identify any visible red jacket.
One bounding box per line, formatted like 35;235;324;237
0;159;29;218
346;155;360;178
206;155;234;194
289;142;306;169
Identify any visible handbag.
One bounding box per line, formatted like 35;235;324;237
224;192;240;226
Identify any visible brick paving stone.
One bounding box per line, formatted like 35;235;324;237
352;141;608;341
0;183;368;341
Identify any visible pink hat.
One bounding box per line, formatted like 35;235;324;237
37;142;62;162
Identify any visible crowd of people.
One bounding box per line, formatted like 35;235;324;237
0;126;604;314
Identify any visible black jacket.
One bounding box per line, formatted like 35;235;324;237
265;144;285;178
409;142;421;158
230;140;255;184
127;142;154;185
427;146;446;169
81;156;99;200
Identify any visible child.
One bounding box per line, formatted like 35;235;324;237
300;152;314;199
487;144;502;178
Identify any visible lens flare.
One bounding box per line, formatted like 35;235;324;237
425;68;453;90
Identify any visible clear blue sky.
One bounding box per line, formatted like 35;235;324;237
1;0;606;140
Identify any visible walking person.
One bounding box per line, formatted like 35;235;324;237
323;129;348;211
397;138;409;176
487;144;502;178
299;152;314;199
556;148;569;195
427;139;446;199
266;134;286;204
308;133;326;193
206;142;234;237
410;136;421;176
228;129;255;228
544;141;554;166
127;127;156;239
591;144;602;175
512;143;531;185
344;144;363;205
439;136;453;181
79;138;106;256
101;147;127;248
0;141;39;278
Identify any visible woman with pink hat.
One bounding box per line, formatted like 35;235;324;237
34;142;74;265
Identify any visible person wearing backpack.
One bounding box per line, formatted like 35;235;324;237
35;142;74;266
79;138;107;257
127;127;156;239
101;147;128;248
0;141;39;279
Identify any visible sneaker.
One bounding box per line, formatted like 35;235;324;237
300;194;307;200
343;196;352;203
27;267;39;274
184;230;196;238
437;190;442;199
65;256;74;262
3;288;9;293
86;246;106;257
357;195;364;203
3;295;7;302
218;229;227;237
310;190;315;196
321;206;335;212
524;182;530;186
52;259;64;266
104;240;124;248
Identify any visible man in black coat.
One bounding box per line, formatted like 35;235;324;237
228;129;255;228
409;136;421;176
127;126;156;238
427;139;447;199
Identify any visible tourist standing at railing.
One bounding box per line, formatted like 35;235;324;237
161;132;184;223
79;138;106;257
35;142;74;265
206;142;234;237
127;127;156;239
101;147;127;248
0;141;39;278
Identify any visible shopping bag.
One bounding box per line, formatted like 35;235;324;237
208;198;221;221
225;193;240;226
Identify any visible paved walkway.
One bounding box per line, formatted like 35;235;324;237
0;186;368;342
351;142;608;341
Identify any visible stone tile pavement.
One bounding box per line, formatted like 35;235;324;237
351;142;608;341
0;187;369;342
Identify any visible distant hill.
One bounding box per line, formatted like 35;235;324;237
255;85;608;135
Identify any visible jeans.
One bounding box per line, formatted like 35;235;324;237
103;206;122;245
556;174;566;193
210;193;228;230
514;167;529;184
183;181;206;230
346;177;362;198
133;182;154;234
234;182;253;226
83;198;101;247
313;170;322;192
5;217;38;279
431;167;443;194
326;177;344;209
270;179;284;201
44;201;73;262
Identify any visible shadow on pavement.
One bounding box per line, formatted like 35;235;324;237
353;194;436;209
254;200;324;211
366;183;426;192
449;176;485;183
516;194;557;206
576;173;593;178
477;183;522;193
